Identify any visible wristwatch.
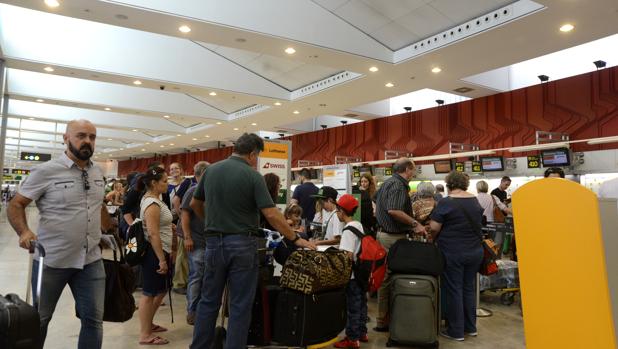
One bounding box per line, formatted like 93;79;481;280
291;233;300;243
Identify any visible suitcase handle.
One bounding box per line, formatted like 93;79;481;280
28;240;46;257
26;240;45;309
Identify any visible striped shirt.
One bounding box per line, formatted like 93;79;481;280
375;173;413;233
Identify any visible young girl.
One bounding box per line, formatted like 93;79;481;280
284;203;304;233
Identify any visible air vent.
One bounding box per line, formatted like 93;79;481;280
344;113;358;118
454;87;474;93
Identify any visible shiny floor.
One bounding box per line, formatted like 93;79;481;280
0;207;525;348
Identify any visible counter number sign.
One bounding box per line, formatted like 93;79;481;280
527;155;540;169
385;167;393;176
472;161;482;173
455;162;465;172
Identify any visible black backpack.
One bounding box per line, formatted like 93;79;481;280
124;218;149;266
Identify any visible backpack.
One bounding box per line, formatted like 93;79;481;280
124;218;149;266
343;225;387;292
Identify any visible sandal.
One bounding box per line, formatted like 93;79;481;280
139;336;169;345
151;324;168;332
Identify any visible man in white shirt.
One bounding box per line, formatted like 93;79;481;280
311;186;342;246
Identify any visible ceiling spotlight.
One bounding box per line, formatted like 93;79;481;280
403;107;412;112
251;123;257;126
44;66;54;72
285;47;296;54
293;110;300;114
560;24;574;32
163;115;170;118
132;129;138;132
160;145;165;148
320;125;327;129
44;0;60;8
538;74;549;82
176;134;182;137
431;67;442;73
104;107;111;111
178;25;191;33
192;138;198;141
209;91;217;96
340;121;348;125
274;102;282;106
28;117;35;120
233;127;239;131
436;99;445;106
141;149;146;151
205;135;210;138
369;66;379;72
169;143;175;146
216;122;222;125
385;82;394;88
107;138;112;141
36;99;44;102
593;60;607;69
133;80;142;85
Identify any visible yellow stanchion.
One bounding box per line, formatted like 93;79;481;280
512;178;617;349
306;337;339;349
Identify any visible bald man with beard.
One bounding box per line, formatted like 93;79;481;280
8;119;114;349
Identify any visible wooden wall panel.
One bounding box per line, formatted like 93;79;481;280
118;66;618;176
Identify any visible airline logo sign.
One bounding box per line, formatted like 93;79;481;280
261;142;289;159
262;162;286;169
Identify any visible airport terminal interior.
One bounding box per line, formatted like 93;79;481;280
1;0;618;348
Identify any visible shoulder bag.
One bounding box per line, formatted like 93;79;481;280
450;198;499;276
280;248;352;294
492;196;506;223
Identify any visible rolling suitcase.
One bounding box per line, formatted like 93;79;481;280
273;287;346;346
0;242;46;349
387;274;440;348
247;284;281;346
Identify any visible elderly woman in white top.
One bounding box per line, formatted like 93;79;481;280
475;180;511;224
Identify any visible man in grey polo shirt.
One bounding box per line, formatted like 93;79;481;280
8;119;113;349
189;133;316;349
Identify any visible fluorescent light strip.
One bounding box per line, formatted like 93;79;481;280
508;142;569;152
587;136;618;145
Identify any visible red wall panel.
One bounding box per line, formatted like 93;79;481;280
118;66;618;176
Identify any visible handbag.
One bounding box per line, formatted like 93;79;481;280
450;198;499;276
492;196;506;223
280;248;352;294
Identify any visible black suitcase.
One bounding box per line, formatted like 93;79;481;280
0;242;45;349
247;284;281;346
387;239;445;276
273;287;346;346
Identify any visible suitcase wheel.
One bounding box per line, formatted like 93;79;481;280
500;292;516;306
212;326;226;349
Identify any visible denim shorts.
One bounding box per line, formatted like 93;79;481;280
141;245;170;297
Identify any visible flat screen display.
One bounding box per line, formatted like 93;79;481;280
480;157;504;172
434;160;452;174
541;148;570;167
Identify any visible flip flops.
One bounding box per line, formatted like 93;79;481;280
139;336;169;345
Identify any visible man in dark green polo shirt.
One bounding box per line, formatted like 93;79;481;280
189;133;315;349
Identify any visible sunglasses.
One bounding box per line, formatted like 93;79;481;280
81;170;90;191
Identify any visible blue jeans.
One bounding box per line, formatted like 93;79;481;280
345;278;368;341
441;247;484;338
186;246;206;315
190;235;258;349
32;259;105;349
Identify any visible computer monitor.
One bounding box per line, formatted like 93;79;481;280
480;156;504;172
541;148;570;167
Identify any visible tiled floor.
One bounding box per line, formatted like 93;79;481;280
0;207;525;348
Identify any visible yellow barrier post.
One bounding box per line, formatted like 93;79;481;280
512;178;617;348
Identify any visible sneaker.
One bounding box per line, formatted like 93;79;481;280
440;331;464;342
465;331;478;337
186;313;195;326
334;337;360;348
359;334;369;343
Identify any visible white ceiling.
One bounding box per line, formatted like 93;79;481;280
0;0;617;163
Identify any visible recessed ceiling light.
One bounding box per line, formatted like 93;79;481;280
431;67;442;73
107;138;112;141
133;80;142;85
176;134;181;137
44;66;54;72
251;123;257;126
385;82;394;88
560;23;575;32
178;25;191;33
274;102;282;106
169;143;175;146
160;145;165;148
205;135;210;138
28;117;35;120
216;122;222;125
141;149;145;151
44;0;60;8
209;91;217;96
285;47;296;54
163;115;170;118
192;138;198;141
104;107;111;111
146;142;150;145
293;110;300;114
36;99;45;102
233;127;239;131
132;129;138;132
369;66;379;72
